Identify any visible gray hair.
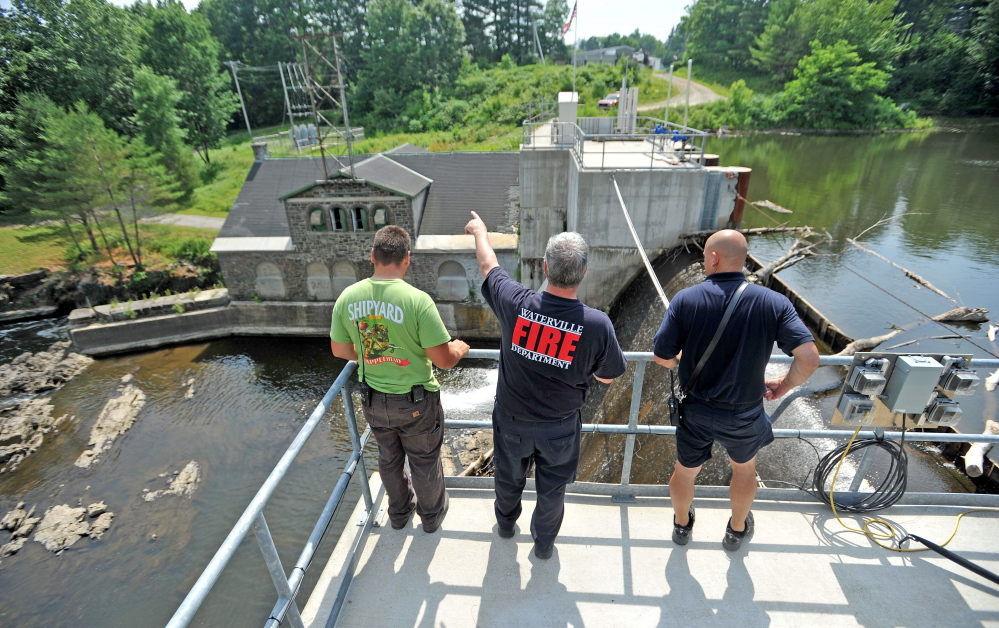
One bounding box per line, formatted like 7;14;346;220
544;232;588;289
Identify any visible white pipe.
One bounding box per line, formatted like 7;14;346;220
610;176;669;309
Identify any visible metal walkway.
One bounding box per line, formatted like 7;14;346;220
305;480;999;628
167;351;999;628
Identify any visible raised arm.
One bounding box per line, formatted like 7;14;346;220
464;211;499;278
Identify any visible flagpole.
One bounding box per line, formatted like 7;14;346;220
572;3;578;95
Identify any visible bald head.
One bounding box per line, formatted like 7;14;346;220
703;229;748;274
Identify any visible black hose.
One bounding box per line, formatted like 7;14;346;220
811;433;908;512
905;534;999;587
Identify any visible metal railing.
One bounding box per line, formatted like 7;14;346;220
168;351;999;627
521;117;711;171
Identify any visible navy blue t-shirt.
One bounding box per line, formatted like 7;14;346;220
482;267;628;422
653;272;814;406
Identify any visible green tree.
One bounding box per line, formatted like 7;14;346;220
686;0;769;70
538;0;569;61
969;0;999;111
0;0;140;135
356;0;465;128
121;137;180;268
779;39;913;129
137;0;238;164
461;0;495;65
133;67;199;197
752;0;908;86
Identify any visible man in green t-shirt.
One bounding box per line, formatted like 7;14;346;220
331;226;470;533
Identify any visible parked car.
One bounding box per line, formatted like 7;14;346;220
597;92;620;109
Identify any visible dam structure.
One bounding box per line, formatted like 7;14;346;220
166;350;999;628
68;94;750;354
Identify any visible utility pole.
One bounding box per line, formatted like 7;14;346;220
531;20;545;65
289;28;356;180
683;58;693;130
664;63;674;125
225;61;253;140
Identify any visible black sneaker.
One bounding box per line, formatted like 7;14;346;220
722;511;754;551
497;525;515;539
672;507;695;545
534;542;553;559
423;493;449;534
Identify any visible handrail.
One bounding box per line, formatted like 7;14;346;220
169;349;999;627
167;361;361;628
521;118;712;170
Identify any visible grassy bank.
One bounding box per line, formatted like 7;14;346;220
0;223;218;276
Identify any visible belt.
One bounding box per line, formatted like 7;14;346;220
688;397;762;412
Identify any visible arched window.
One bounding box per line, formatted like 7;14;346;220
351;206;369;231
437;260;468;301
331;207;348;232
372;206;391;229
333;261;357;297
308;207;328;232
306;262;333;300
254;262;286;299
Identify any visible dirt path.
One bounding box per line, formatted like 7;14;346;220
637;73;726;113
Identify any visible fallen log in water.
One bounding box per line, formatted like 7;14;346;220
834;329;904;356
458;448;493;477
754;200;793;214
932;307;990;323
846;238;955;302
680;226;812;240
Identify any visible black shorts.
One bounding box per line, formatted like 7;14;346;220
676;399;774;468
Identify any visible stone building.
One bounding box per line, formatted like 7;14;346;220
210;145;521;338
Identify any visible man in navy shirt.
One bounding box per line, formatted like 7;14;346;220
653;230;819;550
466;211;628;559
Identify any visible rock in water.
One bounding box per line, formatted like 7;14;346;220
144;461;201;502
0;502;28;530
88;512;113;540
75;375;147;468
33;505;90;551
1;537;26;557
86;501;107;517
0;341;93;397
0;399;65;473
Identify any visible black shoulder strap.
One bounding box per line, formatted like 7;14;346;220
684;281;749;394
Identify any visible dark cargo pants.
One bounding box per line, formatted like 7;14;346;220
492;404;581;551
362;388;447;529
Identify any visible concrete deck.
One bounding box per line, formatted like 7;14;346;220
304;478;999;628
523;122;702;170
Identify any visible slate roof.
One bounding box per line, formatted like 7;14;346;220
218;151;520;238
340;154;432;198
391;152;520;235
219;157;328;238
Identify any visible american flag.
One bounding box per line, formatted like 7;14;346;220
562;2;577;38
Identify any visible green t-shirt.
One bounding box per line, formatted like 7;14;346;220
331;278;452;394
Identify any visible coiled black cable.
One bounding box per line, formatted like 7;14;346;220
811;425;909;513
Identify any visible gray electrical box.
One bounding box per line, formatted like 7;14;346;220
837;394;875;426
940;369;981;395
848;366;887;397
923;397;963;427
883;355;944;414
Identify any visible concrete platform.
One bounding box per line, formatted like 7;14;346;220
303;478;999;627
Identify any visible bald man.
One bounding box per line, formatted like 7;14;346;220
653;230;819;551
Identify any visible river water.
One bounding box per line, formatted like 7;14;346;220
0;120;996;626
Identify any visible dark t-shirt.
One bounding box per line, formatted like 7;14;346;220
653;271;814;406
482;267;628;422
